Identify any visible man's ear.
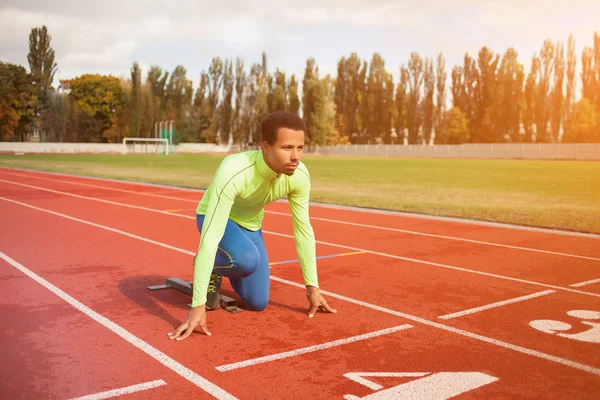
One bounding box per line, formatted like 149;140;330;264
261;141;270;152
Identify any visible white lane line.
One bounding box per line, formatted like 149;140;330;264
2;197;600;377
0;191;600;304
270;276;600;376
438;290;556;320
570;278;600;288
68;380;166;400
3;171;598;260
216;325;413;372
0;251;237;400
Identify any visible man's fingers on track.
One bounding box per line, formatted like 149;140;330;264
177;326;195;341
321;299;337;313
200;323;212;336
168;324;185;339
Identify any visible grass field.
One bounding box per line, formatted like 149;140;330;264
1;153;599;234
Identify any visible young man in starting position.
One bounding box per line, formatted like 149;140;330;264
168;111;336;341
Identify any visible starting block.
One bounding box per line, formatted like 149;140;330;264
148;277;243;313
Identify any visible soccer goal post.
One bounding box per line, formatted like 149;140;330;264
122;138;170;155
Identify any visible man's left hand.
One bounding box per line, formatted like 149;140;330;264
306;286;337;318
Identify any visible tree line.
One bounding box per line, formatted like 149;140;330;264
1;26;599;145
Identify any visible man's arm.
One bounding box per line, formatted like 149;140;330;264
288;167;336;318
191;167;237;307
287;167;318;289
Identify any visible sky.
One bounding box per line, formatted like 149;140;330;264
0;0;598;91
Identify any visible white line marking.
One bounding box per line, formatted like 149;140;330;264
0;184;598;300
571;278;600;288
3;171;598;260
0;251;236;400
3;197;600;376
269;276;600;376
344;372;499;400
215;325;413;372
344;372;429;391
438;290;556;320
68;380;166;400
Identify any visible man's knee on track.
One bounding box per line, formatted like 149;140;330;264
238;248;260;276
243;296;268;311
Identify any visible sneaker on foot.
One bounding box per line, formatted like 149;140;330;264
206;273;222;310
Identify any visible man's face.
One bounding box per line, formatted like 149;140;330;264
262;128;305;176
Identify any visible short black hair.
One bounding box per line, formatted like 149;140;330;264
260;111;306;145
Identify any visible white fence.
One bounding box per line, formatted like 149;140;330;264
315;143;600;160
2;142;600;160
0;142;234;155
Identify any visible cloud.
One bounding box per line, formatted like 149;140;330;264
0;0;597;87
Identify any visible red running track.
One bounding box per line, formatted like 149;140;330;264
1;167;599;399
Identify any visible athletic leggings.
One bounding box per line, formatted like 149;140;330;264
196;214;270;311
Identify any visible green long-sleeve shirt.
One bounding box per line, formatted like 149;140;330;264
192;150;318;307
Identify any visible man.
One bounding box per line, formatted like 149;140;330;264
168;111;336;341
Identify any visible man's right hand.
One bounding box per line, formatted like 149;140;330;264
167;305;211;341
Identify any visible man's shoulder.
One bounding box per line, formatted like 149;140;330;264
289;161;311;188
217;150;258;177
295;161;310;179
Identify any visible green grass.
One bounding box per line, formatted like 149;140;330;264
1;153;599;234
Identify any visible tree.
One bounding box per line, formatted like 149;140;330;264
435;53;447;140
147;66;169;122
422;57;435;144
0;63;37;141
436;107;470;144
243;62;268;145
551;43;565;142
365;53;390;143
565;34;577;123
288;75;300;114
233;57;246;144
395;67;409;142
129;62;142;137
27;26;58;97
535;40;555;142
462;54;478;138
497;48;524;142
302;58;318;145
220;59;234;143
199;57;224;143
271;69;287;112
307;76;338;146
406;53;424;144
60;74;125;142
473;47;499;143
523;56;539;142
451;65;464;111
563;98;599;142
334;56;348;139
334;53;363;142
594;32;600;115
